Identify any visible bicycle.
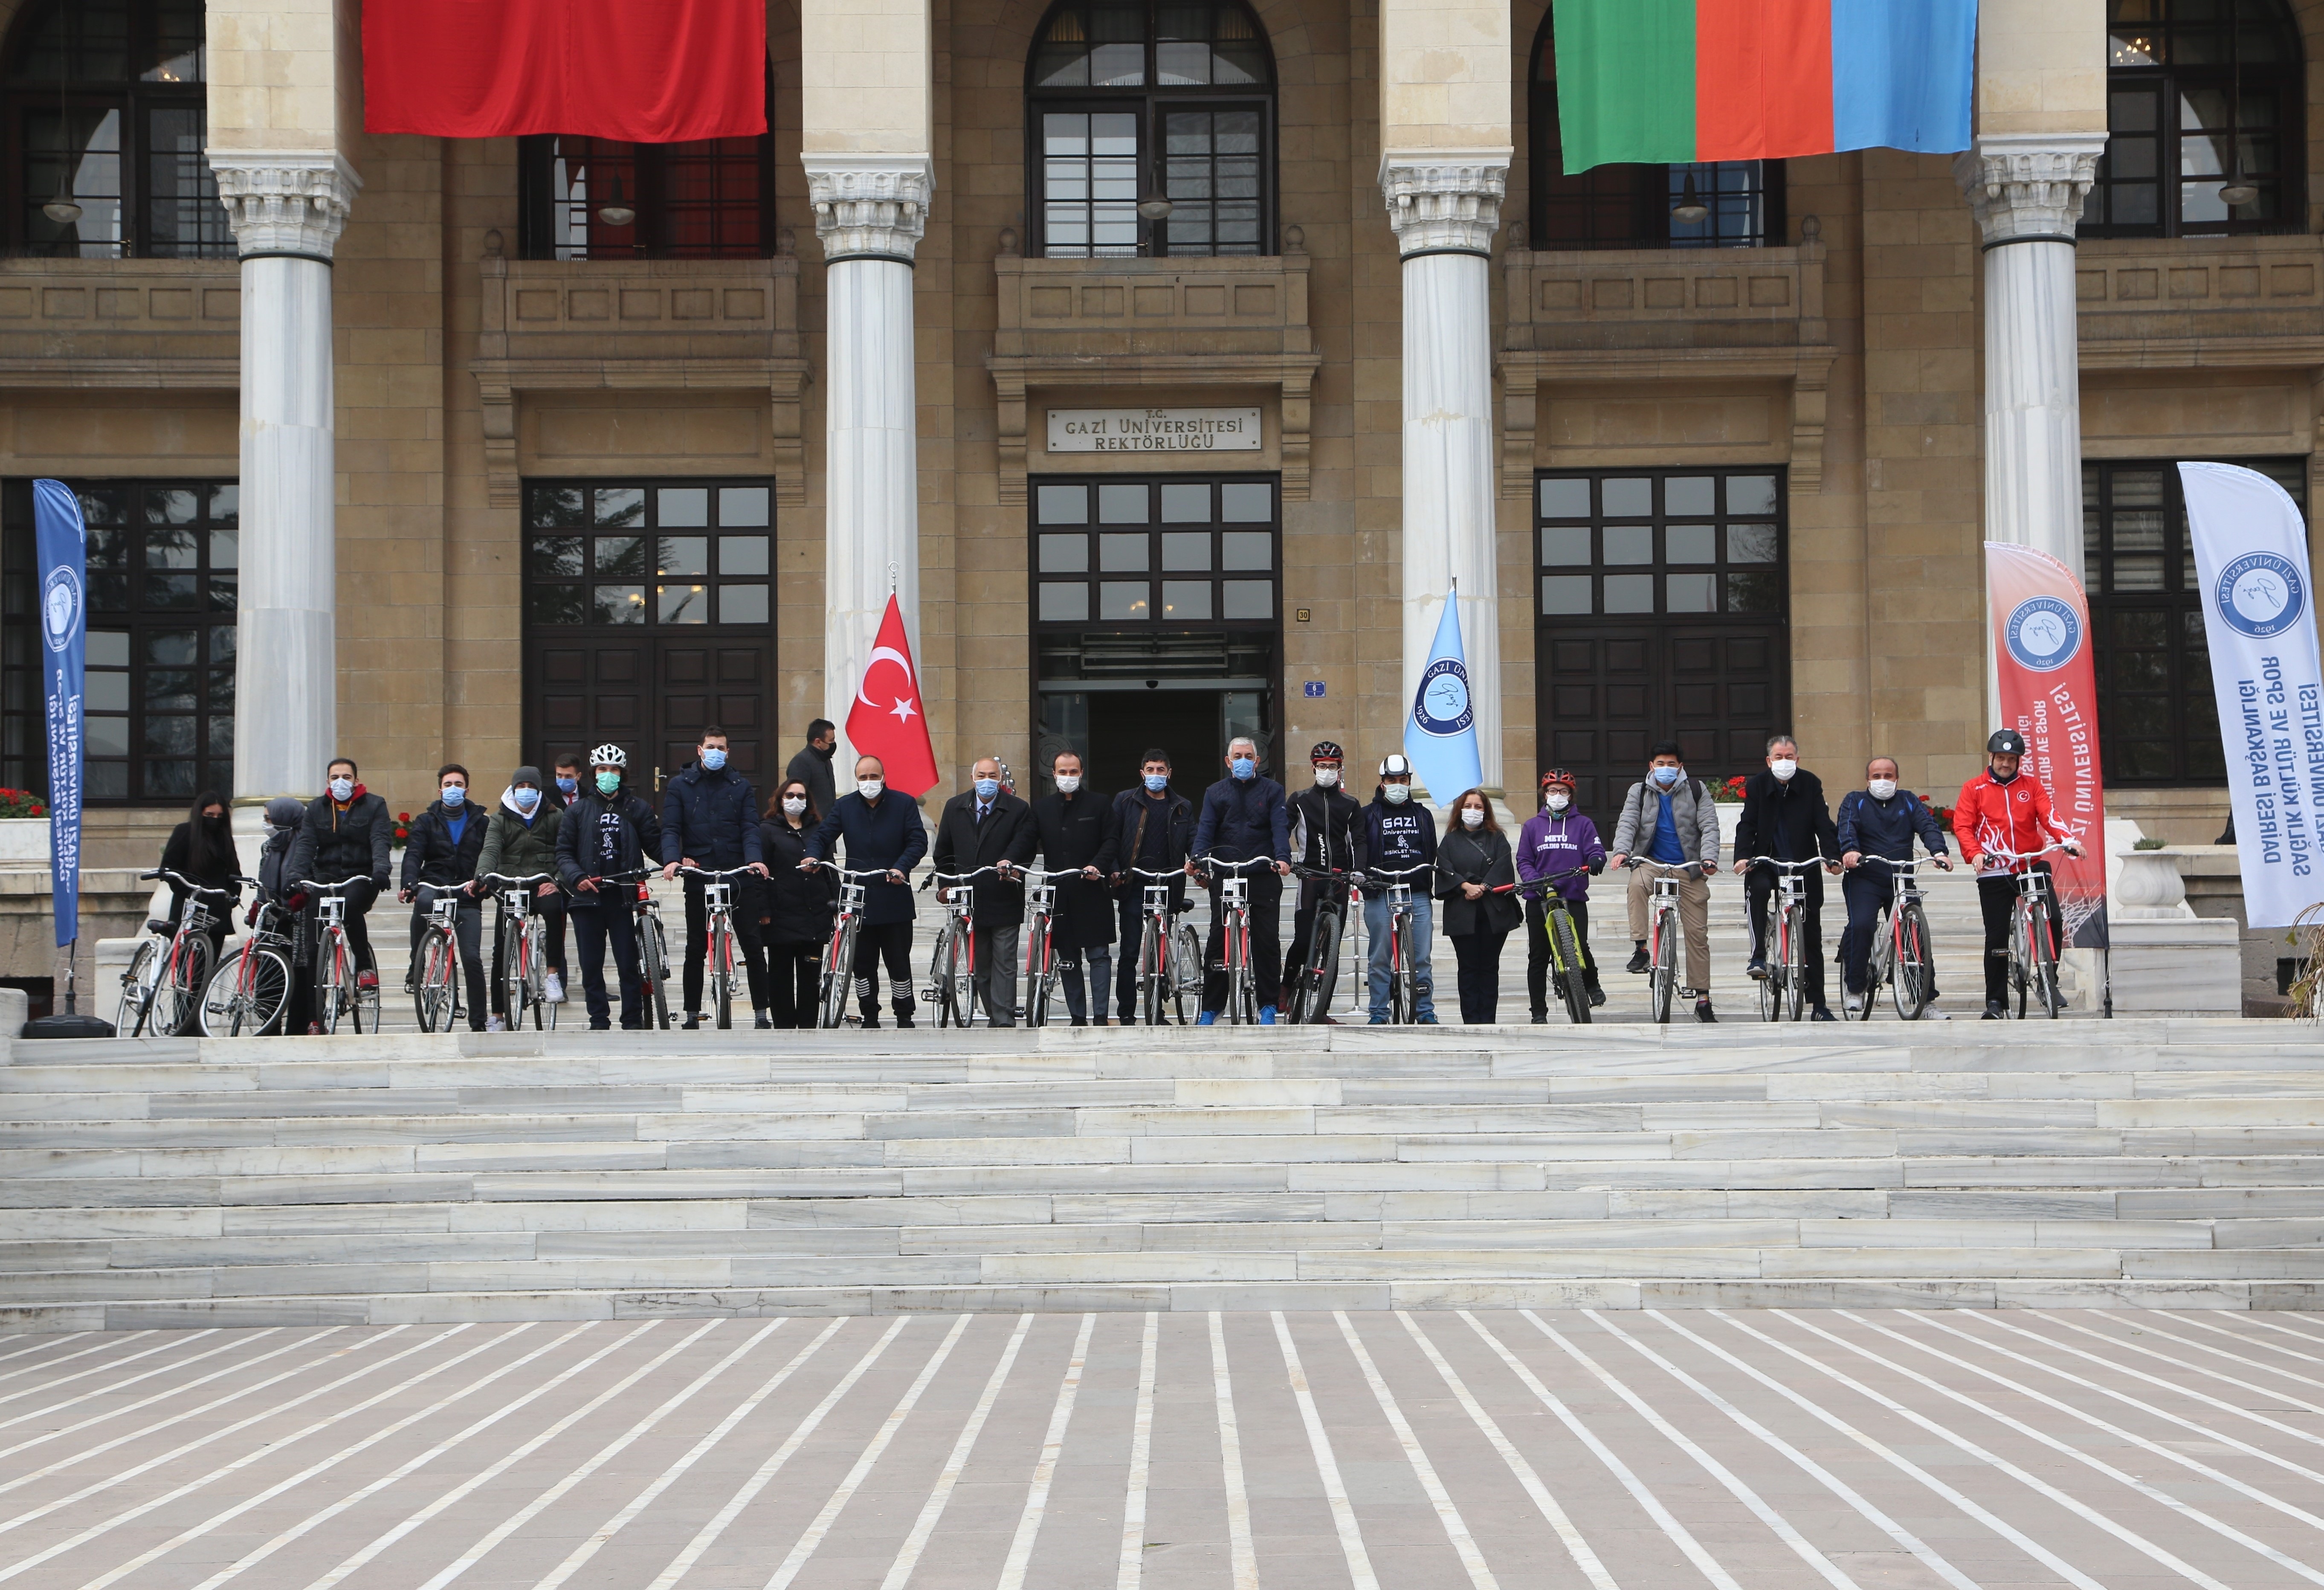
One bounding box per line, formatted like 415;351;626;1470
924;867;1003;1028
476;872;559;1032
680;864;761;1030
1363;862;1433;1025
1127;866;1203;1026
410;888;467;1033
119;868;235;1037
1513;867;1595;1026
1286;864;1362;1024
1985;843;2075;1020
574;868;670;1029
1626;858;1710;1025
1196;856;1277;1025
1851;855;1944;1022
808;864;896;1028
1018;868;1075;1028
295;878;381;1035
1745;856;1827;1024
200;879;294;1037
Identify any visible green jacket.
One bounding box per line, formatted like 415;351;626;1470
476;791;563;885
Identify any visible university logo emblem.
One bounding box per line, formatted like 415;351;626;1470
41;566;79;654
2215;552;2305;640
2003;596;2081;673
1413;657;1473;736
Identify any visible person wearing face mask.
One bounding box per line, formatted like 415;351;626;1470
1515;769;1606;1020
1731;734;1843;1020
805;755;930;1027
1607;741;1721;1023
286;756;394;1016
156;790;242;985
551;755;584;810
1835;756;1955;1016
1107;750;1194;1024
1953;728;2084;1019
399;763;492;1032
759;779;838;1028
1285;742;1362;1010
254;796;314;1033
1358;753;1439;1024
555;745;664;1030
1028;750;1121;1025
1434;788;1521;1023
932;755;1040;1025
661;726;771;1030
1189;736;1293;1024
475;766;568;1028
784;719;840;830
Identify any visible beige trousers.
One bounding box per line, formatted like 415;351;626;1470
1626;863;1712;994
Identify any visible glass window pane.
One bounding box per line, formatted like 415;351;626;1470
1668;525;1717;564
530;535;584;577
593;486;645;527
1040;581;1090;622
1037;483;1090;524
717;486;769;527
208;527;237;570
145;630;197;667
1604;573;1655;612
1040;533;1090;574
206;575;235;614
527;584;585;626
86;671;128;713
206;716;233;756
1604;525;1652;564
1220;482;1272;522
1727;571;1783;613
144;573;197;609
1665;476;1715;516
1540;575;1592;614
1161;531;1210;571
718;583;769;625
145;760;196;798
1726;475;1779;515
658;583;710;623
145;521;198;568
1099;580;1151;620
87;763;129;801
1160;482;1210;521
86;716;129;756
595;535;646;577
1602;478;1652;516
1161;580;1212;620
142;716;196;755
1539;478;1591;518
1221;579;1272;619
1541;525;1590;566
1727;524;1779;563
718;535;770;576
88;631;129;668
207;484;238;527
145;668;196;711
1099;483;1149;523
655;536;709;577
1667;572;1718;612
1099;533;1149;572
1220;531;1271;570
530;486;587;528
594;585;646;624
658;487;709;527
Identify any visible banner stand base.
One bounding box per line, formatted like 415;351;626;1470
22;940;115;1038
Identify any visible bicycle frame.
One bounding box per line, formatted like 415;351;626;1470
1985;843;2074;1019
681;864;758;1029
1514;866;1594;1025
1627;858;1706;1025
294;878;371;1035
478;872;557;1031
1366;862;1431;1025
1748;856;1823;1024
1853;855;1940;1021
927;867;1003;1026
1129;866;1193;1025
1199;856;1274;1024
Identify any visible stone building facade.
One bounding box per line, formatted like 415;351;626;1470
0;0;2308;863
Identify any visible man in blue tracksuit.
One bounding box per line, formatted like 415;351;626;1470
1188;735;1292;1023
1360;753;1439;1023
660;726;769;1029
1835;754;1955;1013
806;755;929;1027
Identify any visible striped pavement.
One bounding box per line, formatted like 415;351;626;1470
0;1309;2320;1588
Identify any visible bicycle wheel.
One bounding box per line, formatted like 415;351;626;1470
950;928;978;1028
2028;905;2062;1020
1388;921;1413;1024
1138;920;1164;1027
1026;921;1054;1028
531;926;556;1031
1891;903;1931;1021
414;931;457;1033
501;924;530;1033
148;934;209;1038
318;934;348;1035
1649;909;1676;1024
1171;922;1203;1023
930;924;961;1028
1756;955;1779;1022
642;914;672;1030
1856;914;1886;1022
1550;908;1590;1026
117;940;161;1037
211;946;290;1038
710;920;733;1031
1782;908;1806;1023
819;920;855;1028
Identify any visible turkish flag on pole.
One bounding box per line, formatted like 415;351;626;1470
363;0;768;142
845;596;940;799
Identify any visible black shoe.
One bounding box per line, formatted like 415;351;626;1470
1746;958;1768;980
1982;1001;2005;1021
1530;1011;1547;1024
860;1013;881;1030
1587;986;1606;1007
1695;998;1717;1023
753;1011;772;1030
1624;947;1649;974
681;1013;703;1031
894;1005;917;1030
1810;1007;1837;1022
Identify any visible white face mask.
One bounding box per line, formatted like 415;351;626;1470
1314;768;1339;788
328;776;354;802
857;778;884;799
1383;784;1411;805
1545;792;1570;813
1460;807;1485;829
1055;774;1081;794
1770;758;1798;782
1867;778;1898;801
782;795;808;817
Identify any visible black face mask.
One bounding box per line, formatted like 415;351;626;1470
812;742;835;761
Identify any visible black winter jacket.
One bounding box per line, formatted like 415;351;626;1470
1029;789;1119;950
931;789;1039;928
784;743;839;829
1434;825;1521;937
1109;785;1194;908
661;761;764;870
1834;788;1950;865
1288;784;1362;873
158;818;241;917
1733;768;1841;867
1361;795;1438;886
807;791;928;926
400;798;490;891
758;816;840;945
286;789;393;890
1191;775;1290;865
555;785;663;904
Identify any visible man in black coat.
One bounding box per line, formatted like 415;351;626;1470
931;754;1039;1025
1285;740;1362;1007
399;763;491;1031
1188;735;1292;1022
1731;733;1843;1019
806;754;930;1027
1108;749;1196;1024
784;719;839;829
285;755;394;1000
1029;749;1120;1025
660;725;770;1029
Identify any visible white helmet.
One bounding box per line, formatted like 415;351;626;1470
1379;753;1413;778
589;743;628;769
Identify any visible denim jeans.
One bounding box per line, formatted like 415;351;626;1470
1363;892;1436;1020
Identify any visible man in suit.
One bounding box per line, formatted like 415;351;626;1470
931;755;1038;1025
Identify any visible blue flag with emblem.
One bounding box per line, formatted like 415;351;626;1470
1405;584;1482;809
33;480;87;948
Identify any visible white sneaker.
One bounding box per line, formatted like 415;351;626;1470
544;973;565;1003
1843;995;1863;1015
486;1016;508;1033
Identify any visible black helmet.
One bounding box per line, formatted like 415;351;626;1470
1987;729;2026;757
1310;741;1344;763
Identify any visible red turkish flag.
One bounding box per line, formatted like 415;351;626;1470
845;596;940;799
362;0;768;142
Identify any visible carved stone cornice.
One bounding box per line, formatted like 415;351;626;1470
1953;133;2107;246
207;151;361;259
802;154;933;262
1378;149;1511;257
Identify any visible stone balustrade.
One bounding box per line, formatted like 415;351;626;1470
2077;232;2324;355
0;258;240;388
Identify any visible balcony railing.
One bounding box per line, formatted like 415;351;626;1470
0;257;238;387
2077;232;2324;361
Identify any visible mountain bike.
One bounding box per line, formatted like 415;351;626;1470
1365;862;1433;1025
680;863;759;1030
200;879;293;1037
925;867;1003;1027
296;878;380;1035
409;888;466;1033
119;868;234;1037
1127;866;1201;1025
1986;843;2074;1019
811;865;892;1028
1286;864;1361;1024
1747;856;1826;1024
1514;867;1594;1025
477;871;559;1032
1198;856;1275;1024
1627;858;1708;1025
1852;855;1944;1021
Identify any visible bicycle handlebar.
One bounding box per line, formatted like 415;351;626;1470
1745;855;1831;870
817;865;900;882
1127;866;1187;879
1290;862;1364;884
1623;857;1711;877
145;868;235;901
1365;863;1433;879
1982;842;2078;864
678;863;759;880
927;866;1003;886
1855;854;1948;871
293;877;367;896
476;871;556;889
1510;865;1594;896
1194;855;1281;873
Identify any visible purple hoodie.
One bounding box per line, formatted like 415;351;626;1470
1515;808;1605;901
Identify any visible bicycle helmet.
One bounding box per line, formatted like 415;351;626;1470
589;743;629;769
1539;767;1576;792
1379;753;1414;778
1310;741;1344;763
1986;729;2026;757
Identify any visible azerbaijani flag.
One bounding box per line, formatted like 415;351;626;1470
1551;0;1978;173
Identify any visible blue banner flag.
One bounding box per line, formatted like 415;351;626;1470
1404;586;1483;810
33;480;86;947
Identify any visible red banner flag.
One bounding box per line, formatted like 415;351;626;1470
1984;541;2109;947
846;596;940;799
362;0;768;142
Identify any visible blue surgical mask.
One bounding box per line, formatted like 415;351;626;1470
513;787;541;813
974;778;999;801
1651;766;1681;789
1231;757;1255;781
556;777;577;795
701;748;727;772
1143;774;1168;793
440;785;466;808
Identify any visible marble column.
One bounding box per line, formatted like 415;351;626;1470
210;151;359;803
1382;151;1508;796
805;155;931;764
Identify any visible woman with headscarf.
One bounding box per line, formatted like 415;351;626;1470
757;776;838;1027
156;790;241;964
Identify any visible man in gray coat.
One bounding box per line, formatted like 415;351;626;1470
1605;739;1724;1022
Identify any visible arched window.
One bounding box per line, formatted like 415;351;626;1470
2;0;225;258
2086;0;2304;237
1527;17;1780;250
1027;0;1275;258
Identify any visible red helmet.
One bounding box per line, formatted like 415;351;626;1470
1539;767;1577;791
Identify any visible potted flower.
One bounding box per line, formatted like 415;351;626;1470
0;786;48;868
392;811;413;850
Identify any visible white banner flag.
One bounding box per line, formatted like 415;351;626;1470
2178;461;2324;928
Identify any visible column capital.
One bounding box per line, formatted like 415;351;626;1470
803;154;934;262
1953;132;2108;247
207;151;360;260
1378;148;1511;257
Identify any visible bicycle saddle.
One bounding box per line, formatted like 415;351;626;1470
145;918;177;937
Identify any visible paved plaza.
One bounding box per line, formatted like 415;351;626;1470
0;1307;2320;1588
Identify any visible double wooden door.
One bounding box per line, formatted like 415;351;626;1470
1536;624;1786;815
525;634;776;792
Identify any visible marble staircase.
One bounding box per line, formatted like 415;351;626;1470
0;1020;2317;1330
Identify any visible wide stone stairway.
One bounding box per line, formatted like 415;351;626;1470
0;1019;2316;1331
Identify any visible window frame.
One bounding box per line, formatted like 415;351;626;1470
1533;468;1789;622
1024;0;1278;259
1029;472;1282;633
520;478;778;634
516;124;778;261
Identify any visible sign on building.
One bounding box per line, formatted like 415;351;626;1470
1047;408;1263;454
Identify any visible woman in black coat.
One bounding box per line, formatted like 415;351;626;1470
156;789;241;960
1434;787;1522;1023
758;777;840;1027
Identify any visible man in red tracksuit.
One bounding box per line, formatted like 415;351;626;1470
1952;728;2086;1019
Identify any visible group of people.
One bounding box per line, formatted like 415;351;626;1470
146;717;2087;1033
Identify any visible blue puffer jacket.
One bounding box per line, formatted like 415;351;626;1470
1191;775;1290;865
1835;788;1951;864
661;762;764;870
807;790;929;926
